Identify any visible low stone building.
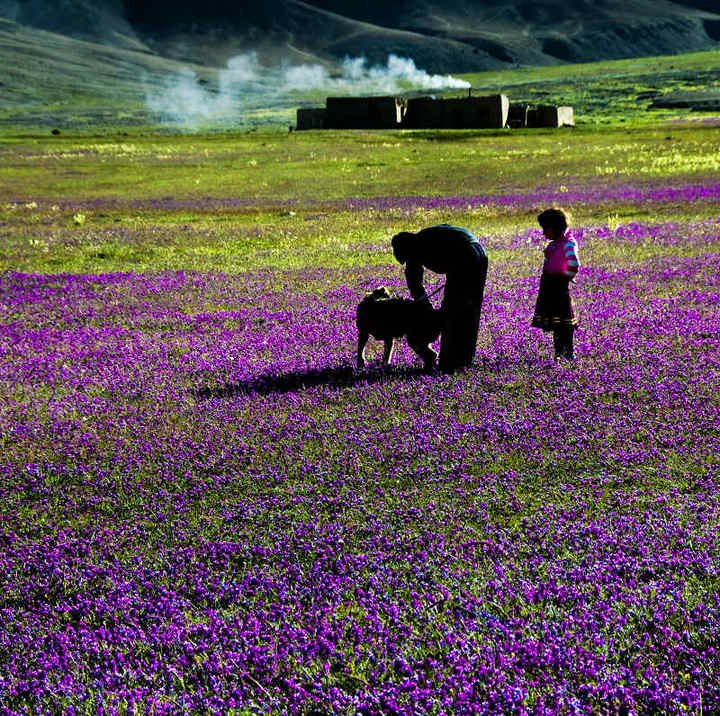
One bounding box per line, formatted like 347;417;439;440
296;108;326;130
324;96;406;129
404;94;509;129
402;97;447;129
296;94;573;130
528;105;575;128
507;103;530;128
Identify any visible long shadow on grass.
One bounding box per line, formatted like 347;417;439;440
194;364;431;399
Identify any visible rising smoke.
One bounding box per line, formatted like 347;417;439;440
144;52;470;126
283;55;471;93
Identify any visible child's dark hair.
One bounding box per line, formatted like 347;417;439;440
537;208;570;233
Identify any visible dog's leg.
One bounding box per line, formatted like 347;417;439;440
421;346;439;372
382;339;394;365
408;338;438;372
357;330;370;369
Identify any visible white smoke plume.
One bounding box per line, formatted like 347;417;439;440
145;68;231;121
144;52;470;125
144;51;263;123
282;54;470;93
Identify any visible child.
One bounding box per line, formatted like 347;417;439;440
531;208;579;360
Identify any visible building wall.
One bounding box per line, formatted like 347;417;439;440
296;108;326;130
529;105;575;127
404;94;509;129
508;103;529;128
325;96;405;129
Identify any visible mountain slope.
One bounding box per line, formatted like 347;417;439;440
1;0;719;72
0;0;149;51
126;0;720;70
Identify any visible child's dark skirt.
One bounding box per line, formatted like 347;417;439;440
531;273;577;331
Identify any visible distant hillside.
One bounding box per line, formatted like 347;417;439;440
0;0;148;52
2;0;720;131
1;0;719;72
293;0;720;66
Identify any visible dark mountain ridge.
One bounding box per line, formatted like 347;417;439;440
2;0;719;72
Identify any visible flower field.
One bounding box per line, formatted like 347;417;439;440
1;129;720;714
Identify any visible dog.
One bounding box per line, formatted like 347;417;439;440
356;287;443;370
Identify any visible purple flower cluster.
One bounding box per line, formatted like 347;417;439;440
341;182;720;214
1;218;719;714
484;216;720;253
6;179;720;215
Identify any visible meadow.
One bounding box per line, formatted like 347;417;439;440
1;113;720;713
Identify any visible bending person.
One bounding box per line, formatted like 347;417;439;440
391;224;488;374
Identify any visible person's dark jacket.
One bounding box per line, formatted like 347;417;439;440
392;224;486;300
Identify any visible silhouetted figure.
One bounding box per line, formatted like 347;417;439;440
531;208;580;360
392;224;488;374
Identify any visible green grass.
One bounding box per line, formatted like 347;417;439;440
461;48;720;125
2;115;720;275
2;124;719;200
2;49;720;276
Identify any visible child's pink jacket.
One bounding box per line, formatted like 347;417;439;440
543;234;580;279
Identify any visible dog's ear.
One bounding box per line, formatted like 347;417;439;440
362;286;392;304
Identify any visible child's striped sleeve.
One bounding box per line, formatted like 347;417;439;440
563;238;580;279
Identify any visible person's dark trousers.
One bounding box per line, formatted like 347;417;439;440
553;326;574;360
439;247;488;373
